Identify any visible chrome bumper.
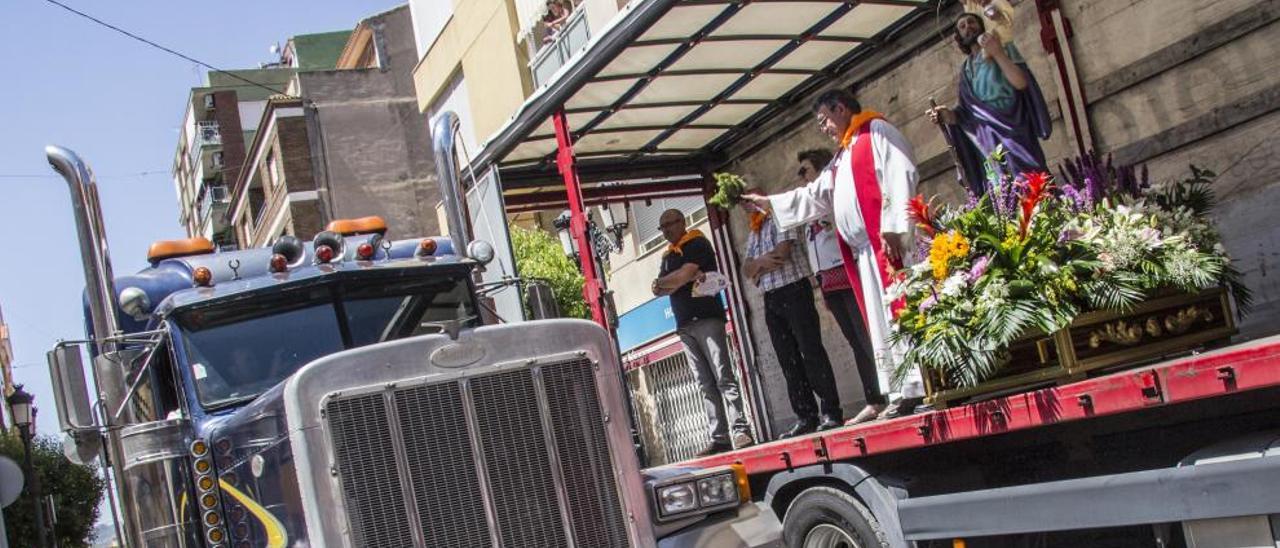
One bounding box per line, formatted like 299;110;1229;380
657;502;784;548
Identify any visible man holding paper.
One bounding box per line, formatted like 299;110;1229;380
743;89;925;420
652;209;754;454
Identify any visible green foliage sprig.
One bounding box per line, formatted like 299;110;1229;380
708;172;747;209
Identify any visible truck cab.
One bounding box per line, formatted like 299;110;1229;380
43;145;779;547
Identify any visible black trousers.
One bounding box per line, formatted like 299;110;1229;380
763;278;842;422
821;286;887;405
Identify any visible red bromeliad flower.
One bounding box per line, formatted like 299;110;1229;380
1018;172;1053;239
907;194;937;236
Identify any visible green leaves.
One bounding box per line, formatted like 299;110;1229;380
707;172;747;209
510;225;590;319
0;434;105;548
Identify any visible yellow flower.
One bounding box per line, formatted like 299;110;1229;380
927;231;970;280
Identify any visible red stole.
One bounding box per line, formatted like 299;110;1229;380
835;121;906;326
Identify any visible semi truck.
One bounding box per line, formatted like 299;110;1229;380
40;114;780;548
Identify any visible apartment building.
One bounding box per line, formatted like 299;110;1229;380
226;5;441;247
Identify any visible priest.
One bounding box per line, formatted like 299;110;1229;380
743;89;924;422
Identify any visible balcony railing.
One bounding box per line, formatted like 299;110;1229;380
197;184;230;228
530;7;590;88
188;121;222;167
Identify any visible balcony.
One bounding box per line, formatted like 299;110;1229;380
197;184;231;229
188;121;222;167
529;6;590;88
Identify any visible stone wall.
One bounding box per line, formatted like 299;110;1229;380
297;5;441;241
715;0;1280;431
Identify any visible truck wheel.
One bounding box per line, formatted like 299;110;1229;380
783;486;889;548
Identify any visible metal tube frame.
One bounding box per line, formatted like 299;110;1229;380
552;110;608;328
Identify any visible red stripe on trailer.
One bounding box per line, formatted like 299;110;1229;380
669;337;1280;476
1159;338;1280;402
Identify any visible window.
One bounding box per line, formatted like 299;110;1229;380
266;149;283;188
175;272;478;409
632;196;708;253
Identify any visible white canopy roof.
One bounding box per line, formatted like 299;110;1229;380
474;0;933;189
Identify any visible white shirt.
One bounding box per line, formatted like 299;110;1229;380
768;119;919;248
806;219;845;273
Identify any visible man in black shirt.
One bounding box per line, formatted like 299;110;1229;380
652;209;753;455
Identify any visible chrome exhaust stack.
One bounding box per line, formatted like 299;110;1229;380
431;111;473;258
45;145;157;548
46;145;122;344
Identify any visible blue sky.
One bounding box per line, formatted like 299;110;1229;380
0;0;403;529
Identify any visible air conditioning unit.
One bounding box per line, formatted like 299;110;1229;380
203;94;215;109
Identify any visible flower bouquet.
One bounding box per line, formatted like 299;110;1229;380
892;153;1248;404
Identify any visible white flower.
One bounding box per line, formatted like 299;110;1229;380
941;273;968;297
1137;227;1163;246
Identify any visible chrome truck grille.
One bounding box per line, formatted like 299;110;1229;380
325;358;629;548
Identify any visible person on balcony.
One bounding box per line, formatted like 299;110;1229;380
795;149;886;424
740;187;843;436
542;0;573;45
928;8;1052;194
743;89;925;420
652;209;754;455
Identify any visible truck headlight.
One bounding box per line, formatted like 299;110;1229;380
650;464;749;521
657;483;699;515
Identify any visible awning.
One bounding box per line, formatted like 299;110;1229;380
472;0;935;196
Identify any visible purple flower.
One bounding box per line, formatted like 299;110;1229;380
1060;185;1088;212
1058;228;1082;243
967;255;991;281
919;294;938;312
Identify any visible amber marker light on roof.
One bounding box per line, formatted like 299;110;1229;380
148;237;215;265
192;267;214;287
326;216;387;236
418;238;437;256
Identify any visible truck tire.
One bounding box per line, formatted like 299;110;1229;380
783;486;889;548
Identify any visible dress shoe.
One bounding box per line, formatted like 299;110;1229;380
732;432;756;449
817;415;843;431
694;441;733;457
845;404;885;425
780;420;818;438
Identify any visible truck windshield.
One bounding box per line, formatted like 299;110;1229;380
175;274;476;409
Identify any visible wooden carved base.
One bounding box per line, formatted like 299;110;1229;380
923;286;1236;409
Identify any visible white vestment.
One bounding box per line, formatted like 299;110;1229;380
768;119;925;400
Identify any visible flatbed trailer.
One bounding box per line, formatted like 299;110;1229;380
661;337;1280;546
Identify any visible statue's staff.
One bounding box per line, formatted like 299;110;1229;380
929;96;970;191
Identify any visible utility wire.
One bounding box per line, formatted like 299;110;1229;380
40;0;291;97
0;170;169;179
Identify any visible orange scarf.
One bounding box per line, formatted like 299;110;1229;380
666;229;705;255
839;110;885;148
749;211;769;233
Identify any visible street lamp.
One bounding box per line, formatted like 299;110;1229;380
8;385;49;548
552;210;577;259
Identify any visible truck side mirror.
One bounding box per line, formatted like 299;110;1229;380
47;345;96;431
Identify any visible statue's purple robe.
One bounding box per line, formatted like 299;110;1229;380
945;56;1052;194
